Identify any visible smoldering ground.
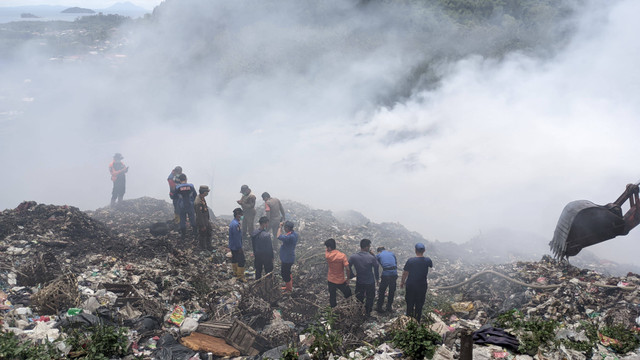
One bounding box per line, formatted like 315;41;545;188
0;0;639;266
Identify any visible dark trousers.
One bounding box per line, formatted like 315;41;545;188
377;275;397;311
328;281;352;308
111;179;125;204
355;282;376;314
231;249;245;267
281;262;293;282
405;285;427;322
179;207;196;231
254;253;273;280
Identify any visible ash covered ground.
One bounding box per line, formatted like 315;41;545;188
1;197;639;359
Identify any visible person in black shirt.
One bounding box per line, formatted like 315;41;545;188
400;243;433;323
251;216;274;280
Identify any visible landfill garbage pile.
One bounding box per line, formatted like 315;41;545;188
0;197;639;359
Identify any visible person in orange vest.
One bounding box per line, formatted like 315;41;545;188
109;153;128;207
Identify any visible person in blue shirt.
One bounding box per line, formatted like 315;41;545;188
349;239;379;316
174;173;197;239
229;208;246;282
277;220;298;292
375;246;398;313
400;243;433;323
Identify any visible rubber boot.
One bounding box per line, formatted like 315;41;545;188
231;263;238;278
237;267;247;283
281;280;292;292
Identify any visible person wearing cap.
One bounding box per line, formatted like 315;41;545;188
262;192;286;251
277;220;298;292
175;173;197;239
167;166;183;226
325;238;352;308
195;185;213;250
251;216;274;280
109;153;128;207
229;208;246;282
400;243;433;323
375;246;398;313
237;185;256;241
349;239;379;316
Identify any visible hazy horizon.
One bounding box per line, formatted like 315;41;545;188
1;0;639;266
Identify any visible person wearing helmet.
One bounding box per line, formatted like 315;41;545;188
277;220;298;292
237;185;256;241
109;153;128;207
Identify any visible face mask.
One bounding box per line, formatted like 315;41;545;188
240;216;245;221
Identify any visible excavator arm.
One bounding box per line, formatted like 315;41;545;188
550;182;640;259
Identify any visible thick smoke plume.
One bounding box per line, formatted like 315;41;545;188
1;0;639;265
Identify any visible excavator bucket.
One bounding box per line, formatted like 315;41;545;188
550;200;626;258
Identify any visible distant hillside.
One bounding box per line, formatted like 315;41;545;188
61;7;95;14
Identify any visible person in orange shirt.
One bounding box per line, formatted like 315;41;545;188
324;238;352;307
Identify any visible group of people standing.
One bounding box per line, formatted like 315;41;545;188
110;156;433;322
326;239;433;323
229;205;298;291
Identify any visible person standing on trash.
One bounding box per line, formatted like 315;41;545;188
349;239;379;316
400;242;433;323
251;216;274;280
229;208;246;282
325;238;352;308
237;185;256;241
194;185;213;251
167;166;183;227
277;220;298;292
262;192;286;250
375;246;398;314
109;153;128;207
175;174;197;239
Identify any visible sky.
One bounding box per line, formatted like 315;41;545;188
0;1;162;10
1;0;639;266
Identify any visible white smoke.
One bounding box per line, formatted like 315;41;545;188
1;0;639;265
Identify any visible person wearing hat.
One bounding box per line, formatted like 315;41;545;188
277;220;298;292
175;173;197;239
195;185;213;250
229;208;246;282
167;166;183;226
400;243;433;323
109;153;128;207
236;185;256;242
